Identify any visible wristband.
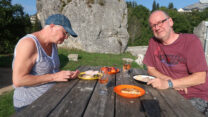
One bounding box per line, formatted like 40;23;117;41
168;80;173;88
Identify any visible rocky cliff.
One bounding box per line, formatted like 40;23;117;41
36;0;129;54
193;21;207;49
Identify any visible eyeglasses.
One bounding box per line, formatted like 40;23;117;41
64;31;69;37
150;18;169;29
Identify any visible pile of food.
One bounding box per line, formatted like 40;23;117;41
79;70;101;79
121;88;140;95
85;70;99;75
134;75;153;82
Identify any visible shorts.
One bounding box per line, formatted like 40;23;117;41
189;98;208;117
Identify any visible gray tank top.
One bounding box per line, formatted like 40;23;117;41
13;34;60;108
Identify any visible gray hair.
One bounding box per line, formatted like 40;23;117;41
150;10;170;18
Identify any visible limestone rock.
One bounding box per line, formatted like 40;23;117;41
135;54;144;66
194;21;208;63
126;46;148;56
193;21;207;49
68;54;78;61
122;58;134;63
125;46;148;66
36;0;129;54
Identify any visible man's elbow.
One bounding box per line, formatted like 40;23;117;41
198;72;206;84
201;77;206;84
13;78;22;87
13;82;21;88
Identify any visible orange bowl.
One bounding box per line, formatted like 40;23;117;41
101;67;108;72
101;67;120;74
114;85;145;98
108;68;120;74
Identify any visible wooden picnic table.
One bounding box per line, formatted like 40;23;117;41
12;66;204;117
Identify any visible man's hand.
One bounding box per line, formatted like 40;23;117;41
52;70;80;82
147;78;169;89
175;88;188;94
70;70;80;79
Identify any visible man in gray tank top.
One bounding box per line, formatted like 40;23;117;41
12;14;80;112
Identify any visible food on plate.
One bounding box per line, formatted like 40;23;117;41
134;75;152;82
80;74;92;79
121;88;140;95
80;70;101;79
85;70;99;75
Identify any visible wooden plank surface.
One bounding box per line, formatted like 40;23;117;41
115;69;146;117
12;66;205;117
132;68;204;117
83;73;116;117
49;66;100;117
12;66;89;117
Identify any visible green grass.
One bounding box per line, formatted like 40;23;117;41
59;48;141;70
0;91;14;117
0;48;141;116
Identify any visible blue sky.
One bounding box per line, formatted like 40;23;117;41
11;0;199;15
128;0;199;10
11;0;37;15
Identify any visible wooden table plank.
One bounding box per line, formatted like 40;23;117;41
83;74;116;117
132;67;175;117
48;66;100;117
159;89;204;117
131;68;164;117
144;87;177;117
115;70;146;117
132;68;204;117
49;79;97;117
12;66;89;117
12;66;205;117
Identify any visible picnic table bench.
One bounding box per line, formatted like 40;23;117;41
12;66;204;117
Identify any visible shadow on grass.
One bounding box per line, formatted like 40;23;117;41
59;54;69;69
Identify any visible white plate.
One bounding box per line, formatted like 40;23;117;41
133;75;155;83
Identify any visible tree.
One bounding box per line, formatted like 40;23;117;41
156;3;160;9
127;3;152;46
159;7;192;33
152;0;157;12
201;8;208;20
168;3;174;9
0;0;32;54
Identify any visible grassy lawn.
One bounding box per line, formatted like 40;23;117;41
58;48;142;70
0;91;14;117
0;48;141;117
